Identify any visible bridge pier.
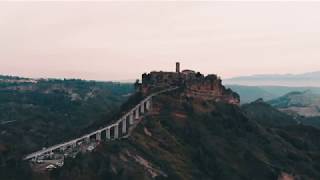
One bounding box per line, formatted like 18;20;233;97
60;146;67;151
129;111;134;125
141;102;145;114
114;124;119;139
146;98;151;110
49;151;54;158
135;108;139;119
96;131;101;141
85;136;90;143
106;128;111;140
72;142;77;148
122;118;127;134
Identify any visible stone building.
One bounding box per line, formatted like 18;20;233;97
139;62;240;105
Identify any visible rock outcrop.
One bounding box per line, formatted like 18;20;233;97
137;63;240;105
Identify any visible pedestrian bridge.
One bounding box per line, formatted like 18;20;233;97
23;87;178;161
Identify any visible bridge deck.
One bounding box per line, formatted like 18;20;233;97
23;87;178;160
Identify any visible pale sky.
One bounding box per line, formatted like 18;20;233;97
1;1;320;81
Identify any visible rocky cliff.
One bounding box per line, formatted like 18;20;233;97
139;71;240;105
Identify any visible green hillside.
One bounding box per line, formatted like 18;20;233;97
0;77;134;180
48;89;320;180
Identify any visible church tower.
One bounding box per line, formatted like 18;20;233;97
176;62;180;73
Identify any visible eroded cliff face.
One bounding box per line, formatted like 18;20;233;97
184;74;240;105
139;71;240;105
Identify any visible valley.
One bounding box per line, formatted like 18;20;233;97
0;77;133;179
1;65;320;180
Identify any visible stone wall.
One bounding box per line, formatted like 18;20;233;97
139;70;240;105
184;74;240;105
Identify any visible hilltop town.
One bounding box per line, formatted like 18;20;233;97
1;66;320;180
17;64;240;172
137;62;240;105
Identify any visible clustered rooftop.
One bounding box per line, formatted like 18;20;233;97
137;62;240;105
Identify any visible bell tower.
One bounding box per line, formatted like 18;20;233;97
176;62;180;73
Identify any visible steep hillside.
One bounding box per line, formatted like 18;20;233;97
268;91;320;117
242;99;298;127
50;89;320;180
0;77;134;180
299;116;320;129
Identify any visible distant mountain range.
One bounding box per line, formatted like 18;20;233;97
224;71;320;87
268;90;320;117
226;85;320;104
265;90;320;129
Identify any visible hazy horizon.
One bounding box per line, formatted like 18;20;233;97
1;2;320;81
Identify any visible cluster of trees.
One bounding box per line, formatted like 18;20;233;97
0;78;134;179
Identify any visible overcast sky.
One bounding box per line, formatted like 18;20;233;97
1;1;320;81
